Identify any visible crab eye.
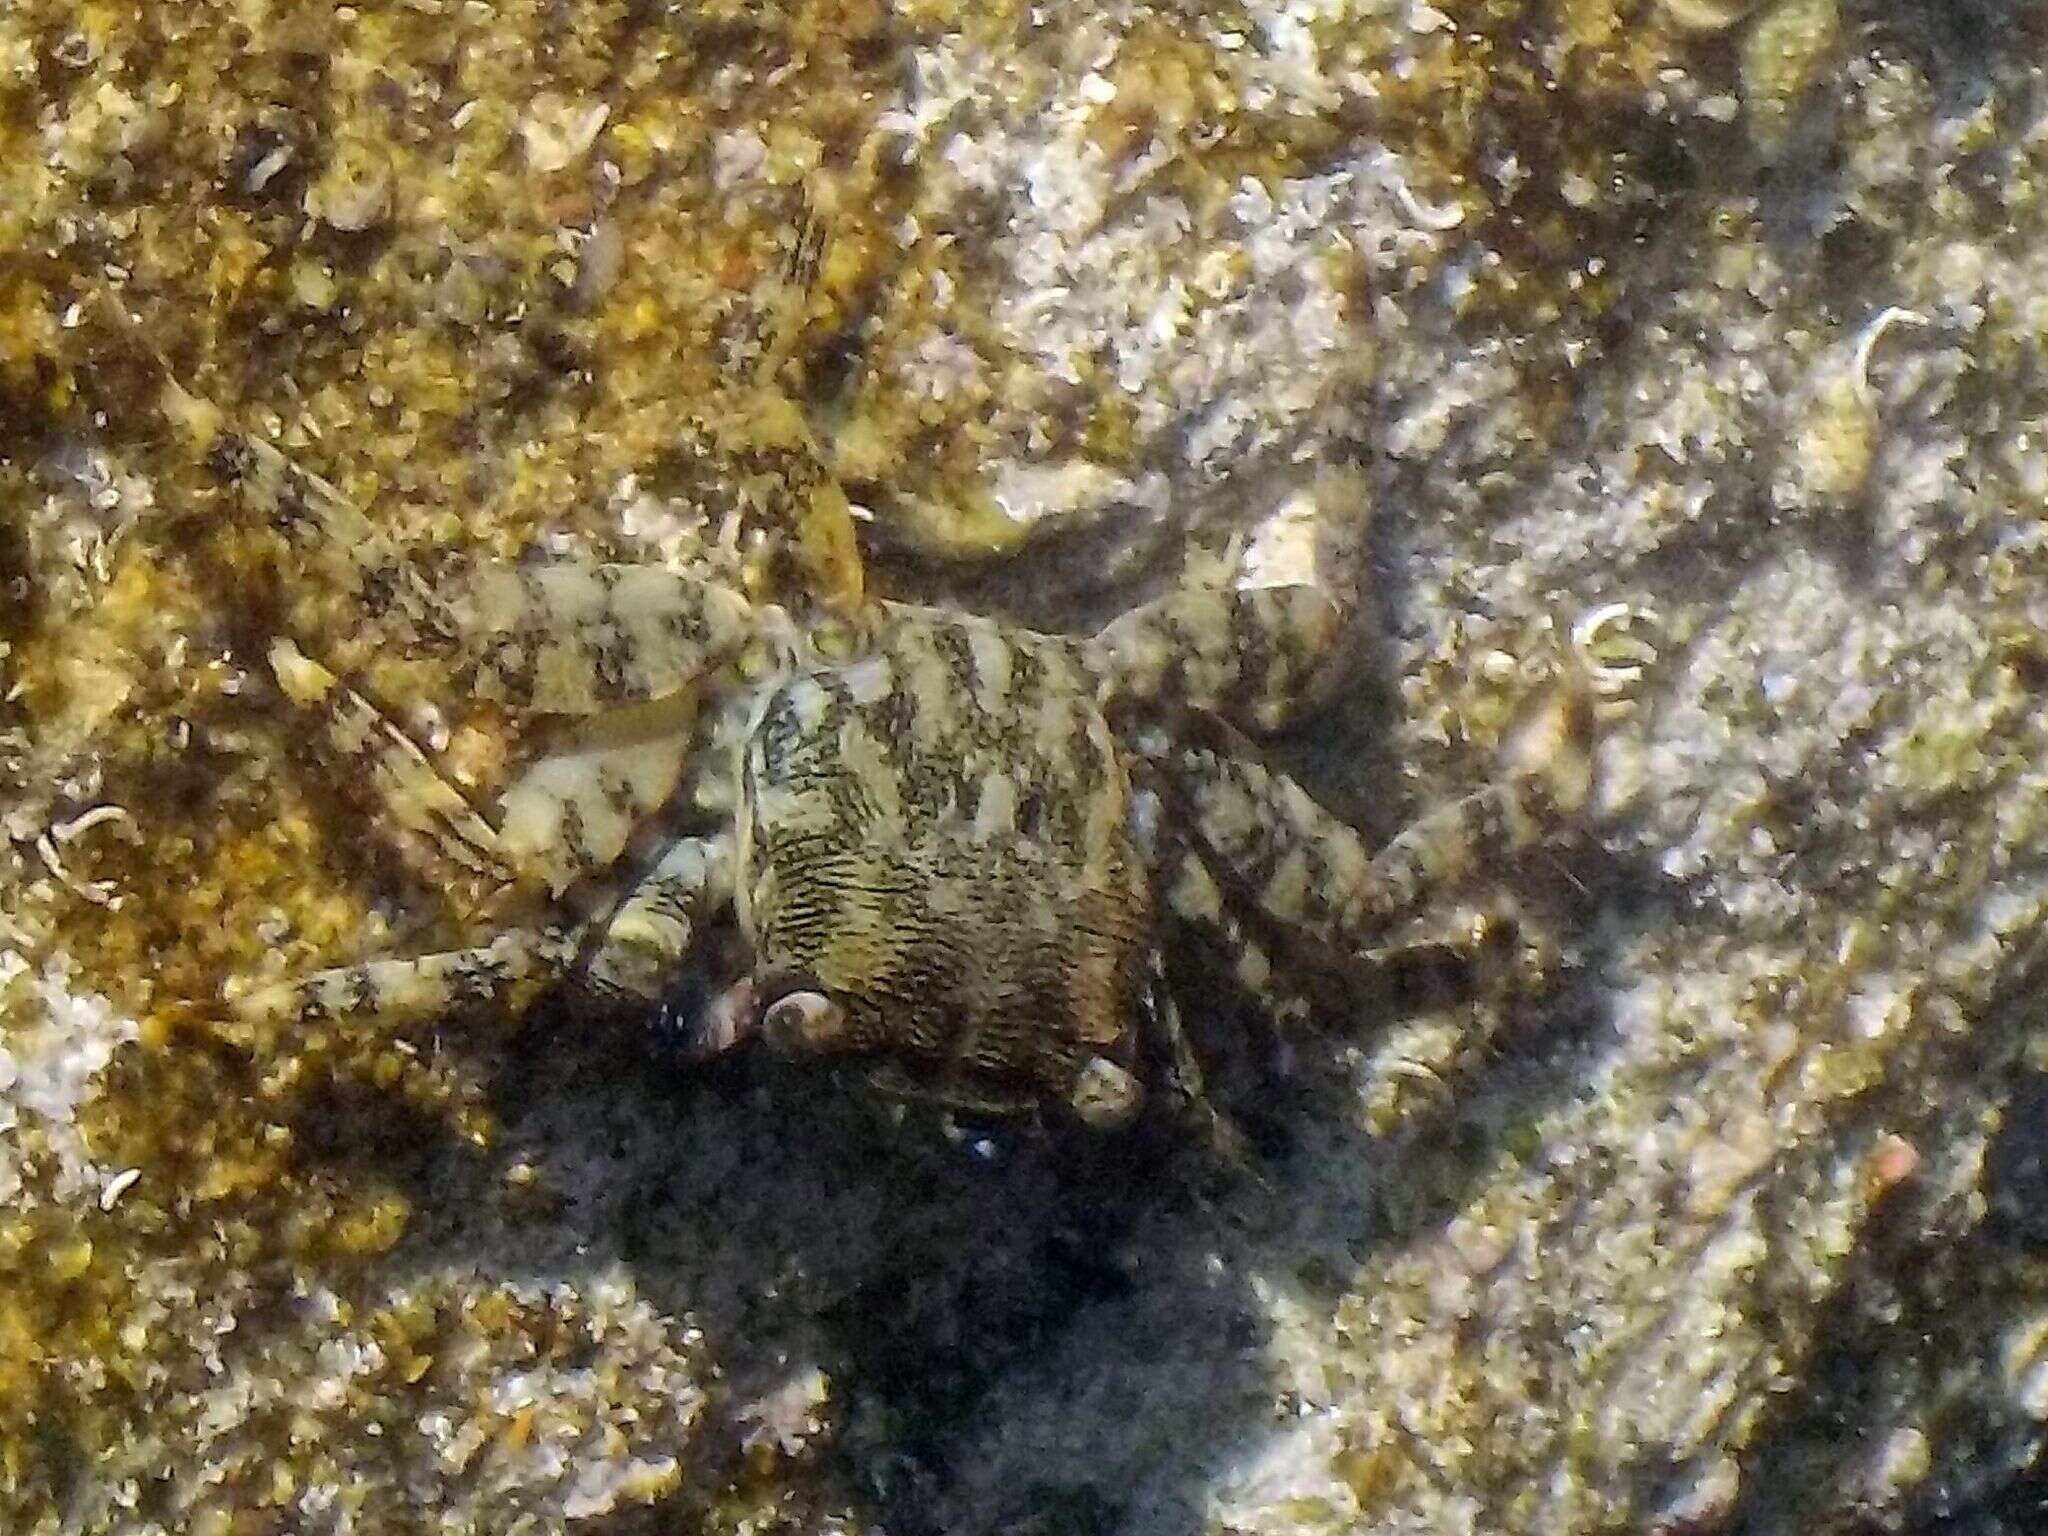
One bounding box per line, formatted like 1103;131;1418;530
759;988;847;1053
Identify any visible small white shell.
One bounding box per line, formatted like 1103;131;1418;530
100;1167;143;1211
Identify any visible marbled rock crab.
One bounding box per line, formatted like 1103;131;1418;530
152;230;1597;1147
206;462;1594;1144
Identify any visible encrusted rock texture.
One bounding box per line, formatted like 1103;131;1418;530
6;0;2048;1531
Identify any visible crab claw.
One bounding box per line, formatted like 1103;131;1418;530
760;988;848;1053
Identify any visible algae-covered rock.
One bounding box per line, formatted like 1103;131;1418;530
6;0;2048;1532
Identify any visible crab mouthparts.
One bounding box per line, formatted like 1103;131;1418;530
665;976;760;1063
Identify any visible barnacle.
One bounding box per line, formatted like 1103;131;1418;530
1791;306;1929;507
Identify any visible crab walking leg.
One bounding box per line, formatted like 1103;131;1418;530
715;388;867;614
268;638;514;887
1137;949;1205;1114
493;691;703;896
219;433;467;655
1132;942;1253;1164
271;631;712;901
718;200;866;612
579;832;736;1005
215;431;760;713
1142;680;1594;957
452;562;758;714
226;928;580;1027
1356;904;1554;1011
755;203;830;379
1149;825;1314;1043
1088;583;1346;733
1153;757;1548;1024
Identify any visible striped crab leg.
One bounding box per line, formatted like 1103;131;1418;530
1133;674;1595;991
193;430;770;1024
225;928;583;1029
1089;582;1347;734
215;430;760;713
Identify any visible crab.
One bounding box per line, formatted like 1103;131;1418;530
199;444;1596;1146
159;225;1598;1147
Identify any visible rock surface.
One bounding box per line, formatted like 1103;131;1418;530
5;1;2048;1532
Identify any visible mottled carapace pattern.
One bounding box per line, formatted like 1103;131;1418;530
738;605;1149;1115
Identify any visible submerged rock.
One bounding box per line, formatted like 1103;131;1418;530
4;1;2048;1532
